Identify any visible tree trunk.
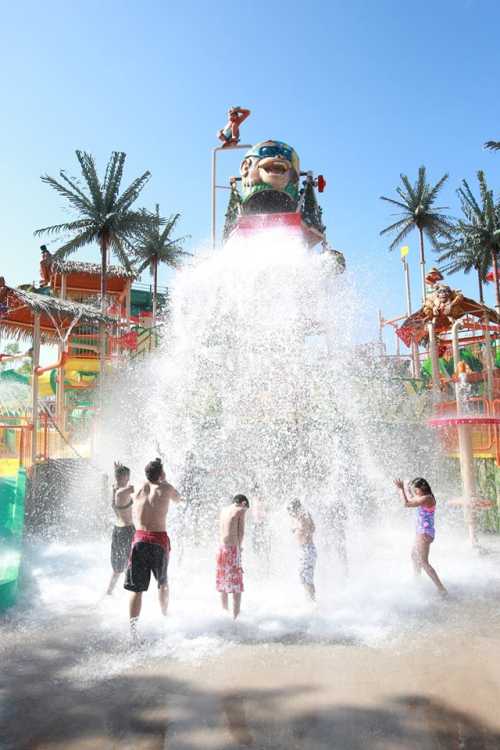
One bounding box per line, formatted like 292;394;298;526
492;248;500;314
152;257;158;328
477;269;484;304
418;227;426;303
99;236;108;408
100;236;108;313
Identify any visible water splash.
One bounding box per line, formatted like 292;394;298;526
7;230;482;674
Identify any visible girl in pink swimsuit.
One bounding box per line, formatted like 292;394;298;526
394;477;447;595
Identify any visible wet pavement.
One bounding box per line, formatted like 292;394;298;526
2;610;500;749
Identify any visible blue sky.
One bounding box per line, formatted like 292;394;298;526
1;0;499;346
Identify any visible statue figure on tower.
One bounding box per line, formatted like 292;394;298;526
217;106;251;148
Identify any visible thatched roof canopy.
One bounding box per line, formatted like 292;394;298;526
49;260;135;296
0;285;114;343
50;260;136;279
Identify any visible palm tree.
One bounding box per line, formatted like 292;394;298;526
484;140;500;151
443;171;500;312
34;150;153;312
436;235;490;303
380;166;454;301
133;205;191;326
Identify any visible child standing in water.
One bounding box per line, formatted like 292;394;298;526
107;463;135;595
217;495;249;620
287;499;317;602
394;477;447;596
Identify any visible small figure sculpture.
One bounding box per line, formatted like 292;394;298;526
397;278;500;348
217;106;251;148
0;277;9;316
425;267;444;289
39;245;52;286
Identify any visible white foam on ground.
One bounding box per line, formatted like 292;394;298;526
5;524;500;685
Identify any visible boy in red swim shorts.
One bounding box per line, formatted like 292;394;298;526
124;457;183;640
216;494;249;619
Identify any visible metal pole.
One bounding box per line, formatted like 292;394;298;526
211;147;219;249
418;229;427;304
403;257;412;317
99;322;105;410
452;318;478;545
31;313;41;482
402;257;419;377
483;318;494;403
427;322;441;399
211;144;251;249
451;319;461;374
56;274;67;433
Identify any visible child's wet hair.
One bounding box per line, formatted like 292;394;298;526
411;477;433;496
287;498;301;514
145;457;163;483
114;462;130;480
233;494;250;508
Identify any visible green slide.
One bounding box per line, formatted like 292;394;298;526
0;468;27;611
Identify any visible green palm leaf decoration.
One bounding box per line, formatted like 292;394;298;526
133;205;191;324
380;166;454;300
34;150;153;311
437;171;500;311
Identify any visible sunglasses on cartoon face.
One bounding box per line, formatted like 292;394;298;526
254;145;293;162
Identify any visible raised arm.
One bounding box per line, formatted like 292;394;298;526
167;483;182;504
236;108;250;124
394;479;429;508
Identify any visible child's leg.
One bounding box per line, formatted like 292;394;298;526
418;537;447;594
411;540;422;577
107;571;120;595
303;582;316;601
221;592;229;611
233;593;241;619
158;584;169;616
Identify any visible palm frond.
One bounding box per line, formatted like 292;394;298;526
380;166;450;251
57;172;94;215
379;196;410;211
103;151;126;211
39;174;91;216
379;217;413;237
34;219;93;237
109;235;134;271
426;173;449;204
75;150;103;214
52;228;99;258
484;140;500;151
114;171;152;212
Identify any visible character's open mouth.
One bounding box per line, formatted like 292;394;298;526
259;158;290;176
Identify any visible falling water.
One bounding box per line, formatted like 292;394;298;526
6;229;498;685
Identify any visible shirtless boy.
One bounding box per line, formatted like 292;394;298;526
124;457;182;637
106;463;135;595
216;494;249;619
287;499;317;601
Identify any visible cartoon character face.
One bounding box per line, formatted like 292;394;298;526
436;285;453;304
240;141;300;199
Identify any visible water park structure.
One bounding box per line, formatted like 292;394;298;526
380;264;500;543
0;250;167;609
1;108;499;620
